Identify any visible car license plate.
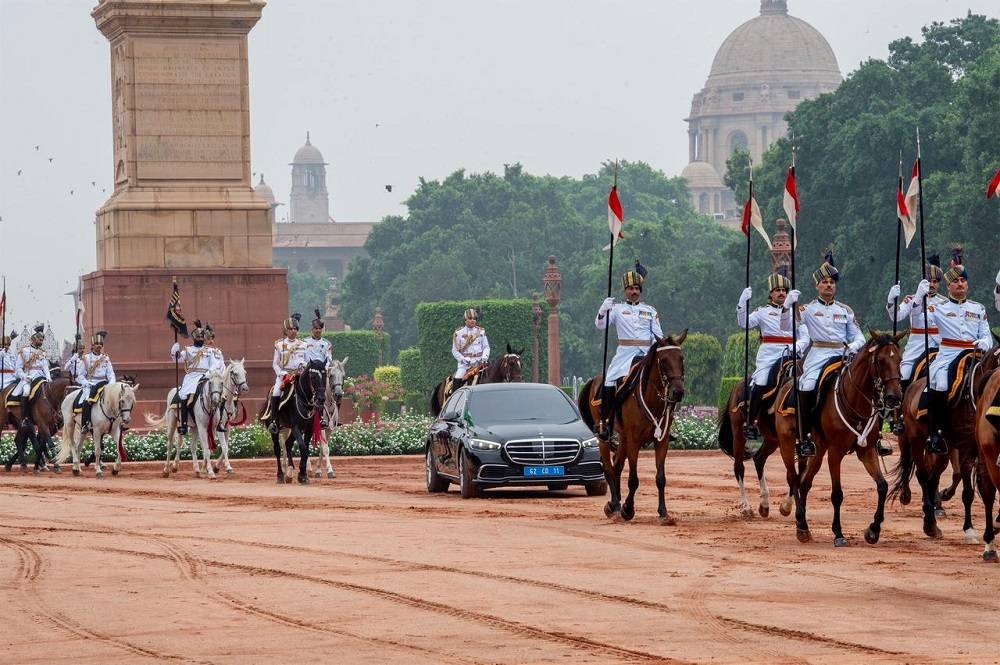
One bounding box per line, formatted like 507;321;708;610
524;466;564;477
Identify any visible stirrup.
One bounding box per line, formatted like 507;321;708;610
796;438;816;458
82;422;93;434
743;424;760;441
926;432;947;455
891;420;904;435
876;438;893;456
268;420;279;434
177;423;188;435
21;418;31;428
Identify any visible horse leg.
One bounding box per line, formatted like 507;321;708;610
620;443;640;522
201;424;216;480
978;466;998;561
599;441;623;519
917;461;944;539
284;433;296;482
795;449;826;543
93;430;105;479
297;430;310;484
828;450;849;547
29;430;46;475
961;461;977;544
272;430;284;484
753;444;772;518
938;447;962;504
857;446;889;545
218;431;234;476
189;426;201;478
655;441;674;526
323;438;335;479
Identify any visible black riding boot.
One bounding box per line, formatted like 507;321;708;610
267;395;281;434
743;384;765;441
891;379;911;435
795;390;817;458
597;385;615;441
926;389;948;454
81;401;93;433
177;399;189;435
19;395;30;428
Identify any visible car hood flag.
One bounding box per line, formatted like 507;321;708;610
897;184;915;247
742;194;772;249
904;160;920;227
988;168;1000;199
603;184;624;250
782;166;799;248
166;278;189;337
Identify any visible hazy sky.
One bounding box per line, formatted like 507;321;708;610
1;0;997;340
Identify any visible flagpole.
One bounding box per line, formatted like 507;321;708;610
600;161;619;392
742;157;753;425
892;153;903;336
788;147;806;464
915;129;930;389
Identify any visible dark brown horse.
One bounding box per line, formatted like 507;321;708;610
2;376;71;470
257;359;327;484
718;374;794;518
774;331;904;546
430;344;523;416
974;366;1000;561
889;346;1000;542
1;380;64;474
578;332;687;524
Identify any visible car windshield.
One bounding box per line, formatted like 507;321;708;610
466;388;578;424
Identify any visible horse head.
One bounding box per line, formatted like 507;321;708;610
864;330;906;409
327;356;348;406
107;381;137;430
301;359;328;409
205;370;225;412
650;330;687;405
492;343;523;383
226;358;250;397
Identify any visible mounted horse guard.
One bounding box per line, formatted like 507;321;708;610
210;358;250;477
58;380;138;478
262;313;307;434
72;331;115;435
169;319;222;435
308;356;348;479
302;308;334;428
447;308;490;395
11;325;51;430
430;343;523;416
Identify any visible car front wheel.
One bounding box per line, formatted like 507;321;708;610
459;448;481;499
585;480;608;496
426;447;449;493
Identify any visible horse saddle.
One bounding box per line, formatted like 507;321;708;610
73;382;108;412
914;351;977;421
170;377;209;415
5;377;47;407
776;358;841;417
590;361;644;413
443;367;483;401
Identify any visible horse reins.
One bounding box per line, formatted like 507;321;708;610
833;342;901;445
636;344;683;442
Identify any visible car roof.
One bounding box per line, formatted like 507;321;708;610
463;382;563;394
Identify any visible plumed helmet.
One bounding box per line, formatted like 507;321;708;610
30;324;45;342
191;319;206;341
812;249;840;285
91;331;108;346
767;265;792;292
283;312;302;331
312;308;325;329
463;308;478;321
0;330;15;347
944;245;968;284
203;324;215;340
926;253;944;281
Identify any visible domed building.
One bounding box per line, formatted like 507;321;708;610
682;0;841;223
288;132;331;224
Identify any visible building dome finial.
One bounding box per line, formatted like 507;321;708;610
306;131;311;144
760;0;787;15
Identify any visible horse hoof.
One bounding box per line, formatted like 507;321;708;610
834;537;850;548
759;504;770;519
934;508;947;519
33;468;40;476
796;529;812;543
314;470;321;478
20;465;28;473
111;467;119;476
298;475;309;485
900;487;911;505
3;464;10;473
864;528;880;545
52;465;61;474
327;470;336;479
659;515;676;526
162;470;170;478
964;528;979;545
620;507;635;522
96;472;105;480
72;469;80;477
924;525;943;539
779;504;791;517
276;476;285;484
226;468;234;477
984;550;999;562
603;502;614;518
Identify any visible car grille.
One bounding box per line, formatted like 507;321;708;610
504;438;581;465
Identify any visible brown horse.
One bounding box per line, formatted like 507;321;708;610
718;375;794;518
2;376;71;470
1;380;64;474
578;332;687;524
774;331;904;546
889;346;1000;542
974;367;1000;561
430;344;523;416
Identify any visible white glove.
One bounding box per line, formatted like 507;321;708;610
599;297;615;316
914;279;930;300
480;356;489;364
785;289;801;306
995;268;1000;287
848;339;865;354
886;283;900;305
976;338;992;352
170;342;180;356
738;287;752;307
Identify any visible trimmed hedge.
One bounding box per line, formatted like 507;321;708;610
718;376;742;413
398;347;431;415
681;333;722;407
416;299;546;389
323;331;391;378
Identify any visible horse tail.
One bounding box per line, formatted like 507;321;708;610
578;379;595;430
55;393;77;464
430;382;442;417
145;410;168;428
718;390;736;459
887;434;914;504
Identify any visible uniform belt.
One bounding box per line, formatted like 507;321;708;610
760;336;793;344
811;341;845;349
619;339;651;347
462;352;480;358
0;369;12;374
940;339;974;349
910;327;938;334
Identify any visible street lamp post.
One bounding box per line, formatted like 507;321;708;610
543;255;561;387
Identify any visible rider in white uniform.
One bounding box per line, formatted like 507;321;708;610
0;331;18;392
77;332;116;433
451;308;490;390
795;253;865;457
922;249;992;454
303;309;333;367
264;313;307;434
12;326;52;427
170;321;214;435
594;264;664;440
736;267;800;440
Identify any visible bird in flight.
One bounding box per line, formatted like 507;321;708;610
385;185;392;192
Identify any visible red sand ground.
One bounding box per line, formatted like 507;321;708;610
1;450;996;664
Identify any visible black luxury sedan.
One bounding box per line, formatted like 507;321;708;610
425;382;607;498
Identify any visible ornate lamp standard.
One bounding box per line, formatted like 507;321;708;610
372;306;385;366
543;256;561;387
531;293;542;382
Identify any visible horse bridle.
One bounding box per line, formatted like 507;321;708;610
293;366;326;419
496;353;521;382
635;344;684;440
98;386;134;429
836;341;901;436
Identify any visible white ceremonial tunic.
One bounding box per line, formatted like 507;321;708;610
737;300;796;387
0;348;18;390
12;345;51;397
271;338;307;395
205;346;225;373
78;352;116;400
302;336;333;367
171;343;215;399
596;300;665;386
797;299;864;391
886;292;947;381
63;355;84;381
452;325;490;379
926;297;992;391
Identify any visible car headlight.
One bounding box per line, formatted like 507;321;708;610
581;436;600;449
469;438;501;451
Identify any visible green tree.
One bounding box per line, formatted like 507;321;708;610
285;269;330;320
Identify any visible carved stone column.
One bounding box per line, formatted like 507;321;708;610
372;306;385;366
543;256;562;387
531;293;542;383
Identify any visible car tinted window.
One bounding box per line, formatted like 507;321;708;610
467;388;577;424
441;390;468;420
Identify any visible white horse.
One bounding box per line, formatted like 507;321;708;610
145;370;224;479
307;357;347;479
208;359;250;477
57;381;138;478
